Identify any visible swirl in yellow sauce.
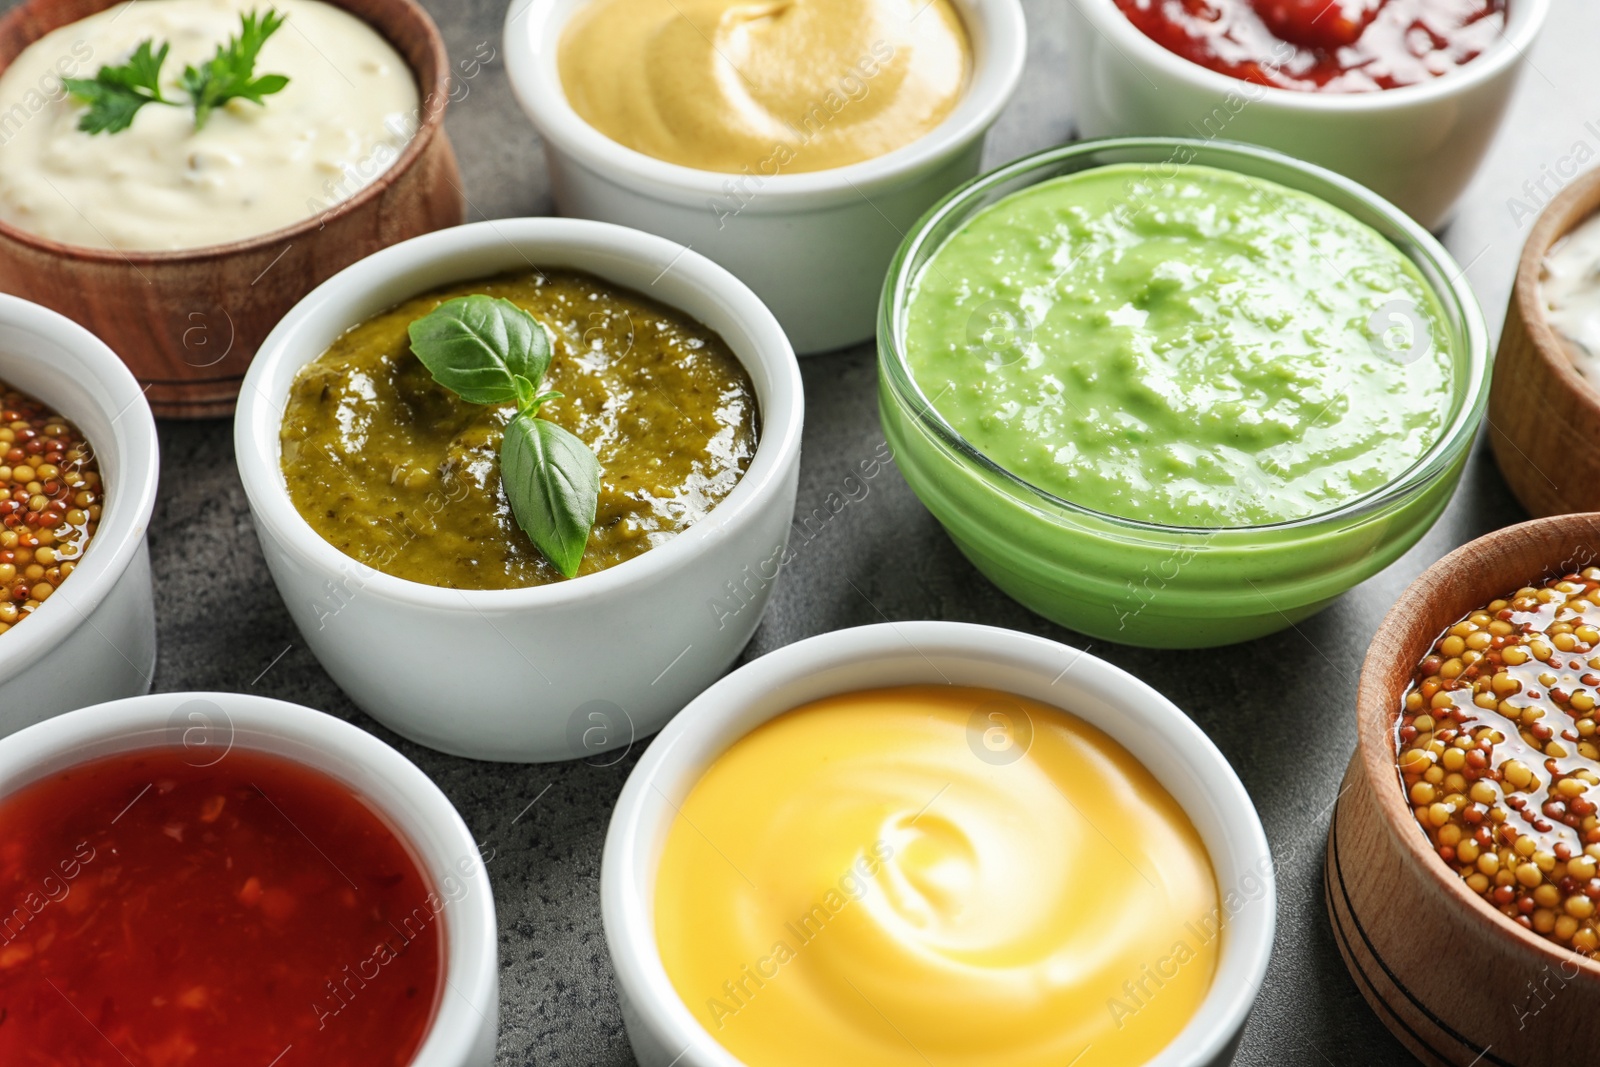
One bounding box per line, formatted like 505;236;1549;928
654;685;1221;1066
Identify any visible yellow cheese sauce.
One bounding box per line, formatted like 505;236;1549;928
653;685;1221;1066
557;0;970;174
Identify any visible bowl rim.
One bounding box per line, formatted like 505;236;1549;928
0;689;499;1063
1355;512;1600;981
500;0;1027;205
0;0;453;262
601;620;1277;1067
1512;163;1600;422
233;215;804;614
878;135;1492;536
1070;0;1551;111
0;292;158;676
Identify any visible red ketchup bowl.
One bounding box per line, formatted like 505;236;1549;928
1065;0;1551;229
0;693;498;1067
1119;0;1508;92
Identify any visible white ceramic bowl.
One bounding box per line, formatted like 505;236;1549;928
235;218;803;763
0;691;499;1066
502;0;1027;354
1065;0;1550;230
602;621;1276;1067
0;293;158;738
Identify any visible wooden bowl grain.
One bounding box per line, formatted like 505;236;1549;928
0;0;465;418
1487;168;1600;517
1328;513;1600;1067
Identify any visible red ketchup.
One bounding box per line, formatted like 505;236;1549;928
0;747;444;1066
1114;0;1508;92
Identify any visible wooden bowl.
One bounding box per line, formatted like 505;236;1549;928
1327;513;1600;1067
1487;167;1600;516
0;0;465;419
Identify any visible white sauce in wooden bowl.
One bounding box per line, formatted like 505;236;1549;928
0;0;419;251
1544;212;1600;390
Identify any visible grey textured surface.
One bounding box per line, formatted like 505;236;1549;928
36;0;1600;1063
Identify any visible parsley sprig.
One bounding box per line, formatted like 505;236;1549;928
183;9;291;129
63;9;291;134
62;39;171;134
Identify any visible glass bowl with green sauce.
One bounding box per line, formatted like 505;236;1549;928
879;138;1490;649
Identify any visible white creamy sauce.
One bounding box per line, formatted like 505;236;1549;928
0;0;419;251
1543;212;1600;389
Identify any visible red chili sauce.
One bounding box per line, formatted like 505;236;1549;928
0;747;444;1066
1113;0;1508;92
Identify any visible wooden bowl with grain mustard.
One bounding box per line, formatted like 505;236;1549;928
1488;166;1600;516
0;0;464;418
1329;513;1600;1066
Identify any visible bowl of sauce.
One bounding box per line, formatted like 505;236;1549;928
602;621;1274;1067
235;217;803;763
1064;0;1550;229
1538;213;1600;391
879;138;1489;648
503;0;1026;354
0;690;498;1066
0;380;101;636
1488;162;1600;518
1330;513;1600;1066
558;0;970;175
0;0;466;416
1117;0;1507;92
278;268;760;591
0;293;157;739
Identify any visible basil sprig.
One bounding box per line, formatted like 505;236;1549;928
408;296;600;578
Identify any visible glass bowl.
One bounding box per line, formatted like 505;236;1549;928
877;138;1490;649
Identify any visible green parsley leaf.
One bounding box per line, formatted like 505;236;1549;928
181;7;291;130
63;39;171;135
63;10;292;134
408;297;600;578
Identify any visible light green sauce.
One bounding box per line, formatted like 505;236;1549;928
903;164;1455;528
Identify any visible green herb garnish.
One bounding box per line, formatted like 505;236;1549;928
62;39;171;134
407;296;602;579
63;9;290;134
182;8;291;130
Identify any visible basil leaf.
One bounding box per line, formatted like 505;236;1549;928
513;374;537;410
407;292;598;576
408;295;552;406
500;413;599;578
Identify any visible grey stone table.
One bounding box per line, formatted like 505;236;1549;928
31;0;1600;1062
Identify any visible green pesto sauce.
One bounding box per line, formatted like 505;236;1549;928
281;269;759;589
904;164;1454;528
